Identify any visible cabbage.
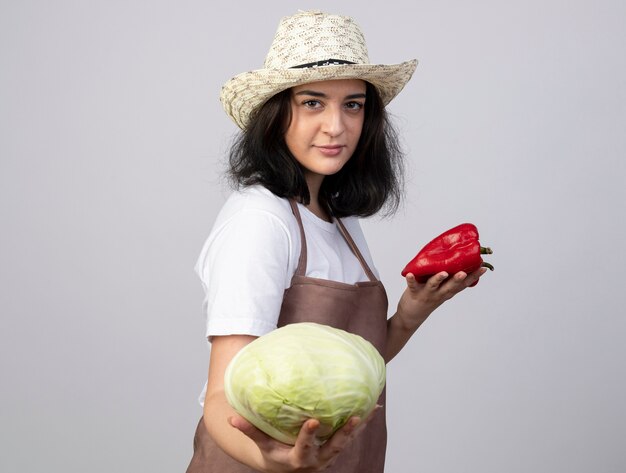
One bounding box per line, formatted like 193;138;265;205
224;322;386;445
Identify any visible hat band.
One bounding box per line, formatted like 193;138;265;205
290;59;357;69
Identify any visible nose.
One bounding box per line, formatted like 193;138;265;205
321;106;345;138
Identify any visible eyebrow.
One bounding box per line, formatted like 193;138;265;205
294;90;367;100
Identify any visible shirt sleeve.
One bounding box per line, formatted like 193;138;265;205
195;209;293;339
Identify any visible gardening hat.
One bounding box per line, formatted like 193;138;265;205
220;10;418;129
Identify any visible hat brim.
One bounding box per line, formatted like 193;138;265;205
220;60;418;129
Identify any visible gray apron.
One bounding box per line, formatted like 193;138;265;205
186;200;389;472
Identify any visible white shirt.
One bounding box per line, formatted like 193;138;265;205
195;185;379;340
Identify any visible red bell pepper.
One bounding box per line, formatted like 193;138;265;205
401;223;493;286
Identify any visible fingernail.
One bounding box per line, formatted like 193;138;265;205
307;419;320;432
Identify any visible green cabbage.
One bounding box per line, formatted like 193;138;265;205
224;322;386;445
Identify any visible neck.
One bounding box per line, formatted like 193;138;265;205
303;172;332;222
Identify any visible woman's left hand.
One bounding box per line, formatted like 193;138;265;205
385;266;488;362
396;268;488;329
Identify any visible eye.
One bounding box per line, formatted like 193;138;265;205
345;101;364;111
302;99;322;108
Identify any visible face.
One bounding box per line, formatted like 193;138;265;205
284;79;367;189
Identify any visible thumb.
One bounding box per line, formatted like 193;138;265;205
229;415;275;448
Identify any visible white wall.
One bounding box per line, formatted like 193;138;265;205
1;1;624;471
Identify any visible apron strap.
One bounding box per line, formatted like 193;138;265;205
288;199;308;277
334;217;378;282
288;199;378;282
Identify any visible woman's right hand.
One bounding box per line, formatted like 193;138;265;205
229;409;379;473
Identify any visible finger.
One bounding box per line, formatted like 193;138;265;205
445;270;485;294
464;267;487;287
318;417;361;463
229;415;275;449
320;405;382;458
451;268;488;288
355;404;382;433
427;271;449;290
445;271;468;292
228;414;251;431
292;418;321;458
430;272;467;300
453;271;468;283
405;273;419;291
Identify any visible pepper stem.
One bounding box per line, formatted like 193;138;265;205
480;246;493;255
482;262;495;271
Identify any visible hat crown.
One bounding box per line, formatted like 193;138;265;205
264;11;370;69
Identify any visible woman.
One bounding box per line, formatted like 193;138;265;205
187;10;487;472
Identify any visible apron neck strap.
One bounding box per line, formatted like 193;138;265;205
334;217;378;282
288;199;308;277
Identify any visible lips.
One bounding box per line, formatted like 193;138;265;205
315;145;345;157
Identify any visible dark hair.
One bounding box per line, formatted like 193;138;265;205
227;82;404;218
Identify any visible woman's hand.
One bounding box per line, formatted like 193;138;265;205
385;268;487;362
205;336;379;471
229;409;379;473
397;268;487;327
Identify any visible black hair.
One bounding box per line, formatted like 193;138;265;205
226;82;404;218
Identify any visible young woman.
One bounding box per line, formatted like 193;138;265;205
186;11;487;473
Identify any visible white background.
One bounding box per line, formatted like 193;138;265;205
1;0;625;471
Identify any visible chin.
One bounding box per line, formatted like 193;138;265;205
323;163;349;176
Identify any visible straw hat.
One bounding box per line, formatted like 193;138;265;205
220;10;418;129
